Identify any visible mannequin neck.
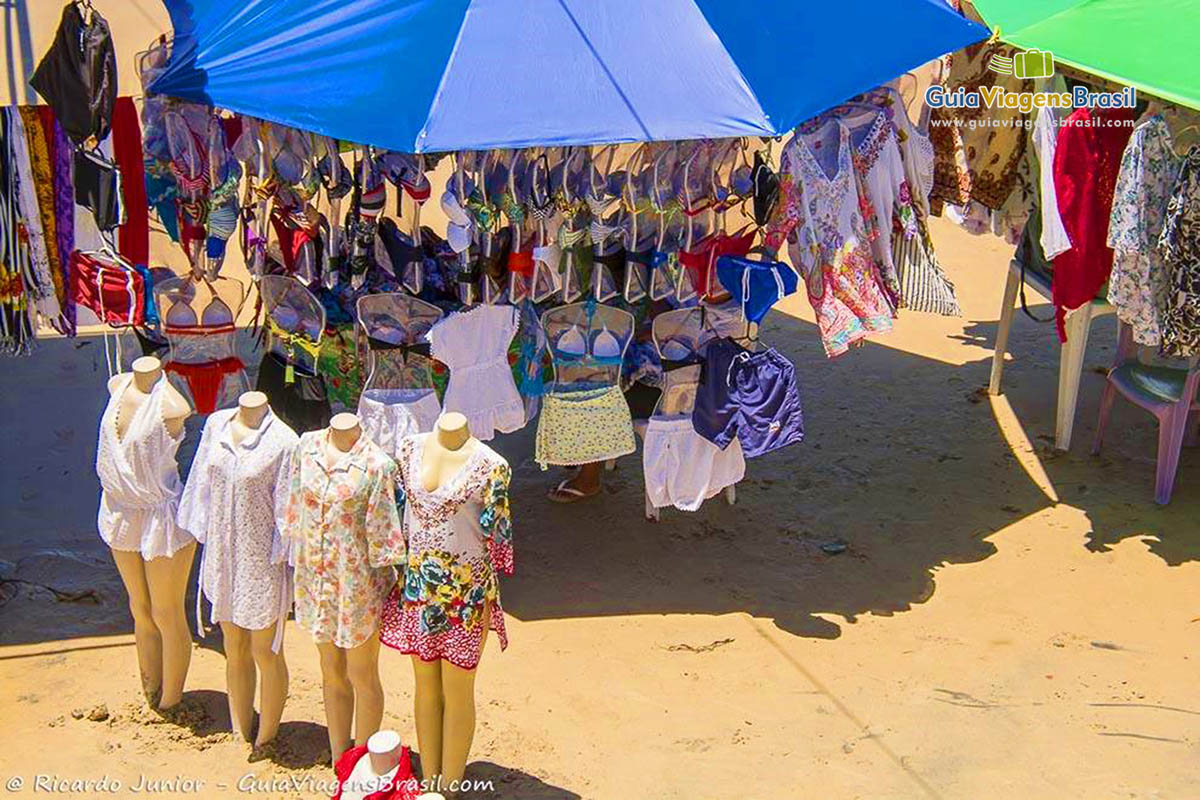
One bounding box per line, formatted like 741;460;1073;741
132;365;162;394
435;419;470;451
367;747;400;775
237;403;268;429
330;425;360;453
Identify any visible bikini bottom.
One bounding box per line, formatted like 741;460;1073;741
255;351;332;433
165;356;246;415
715;254;799;325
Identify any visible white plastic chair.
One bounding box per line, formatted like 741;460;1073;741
989;258;1114;451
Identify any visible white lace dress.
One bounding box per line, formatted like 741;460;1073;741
429;305;525;441
96;374;193;560
177;408;298;646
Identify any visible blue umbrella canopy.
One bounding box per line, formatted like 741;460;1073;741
152;0;986;152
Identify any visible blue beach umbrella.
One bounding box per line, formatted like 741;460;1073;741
151;0;986;152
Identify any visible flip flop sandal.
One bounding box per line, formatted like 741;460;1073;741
547;478;600;504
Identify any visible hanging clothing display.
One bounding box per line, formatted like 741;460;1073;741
1158;145;1200;358
1032;104;1073;262
30;2;118;146
768;121;895;357
17;107;63;314
1106;115;1184;347
379;435;513;671
1;110;55;354
643;417;745;512
1051;106;1136;340
95;375;193;560
358;389;442;460
177;408;298;649
692;338;805;458
278;429;405;649
111;97;149;269
534;384;637;469
429;305;525;441
928;40;1033;213
256;348;332;434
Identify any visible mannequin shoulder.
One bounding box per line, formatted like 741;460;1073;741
106;373;127;396
160;382;193;426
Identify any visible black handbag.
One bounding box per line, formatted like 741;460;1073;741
73;148;124;232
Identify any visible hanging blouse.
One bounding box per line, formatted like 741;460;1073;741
767;122;894;357
429;304;525;441
379;434;513;670
1106;116;1184;347
1158;145;1200;358
848;110;917;308
96;374;193;560
928;41;1033;212
177;408;298;647
1032;105;1074;261
278;429;405;649
1051;106;1136;341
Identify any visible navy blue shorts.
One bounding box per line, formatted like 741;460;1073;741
691;338;804;458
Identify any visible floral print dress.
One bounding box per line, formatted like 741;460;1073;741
1159;145;1200;357
1107;116;1183;347
767;122;894;357
379;435;513;670
279;429;405;649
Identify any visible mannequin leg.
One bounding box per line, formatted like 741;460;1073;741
440;610;489;791
143;542;196;709
345;636;384;746
110;550;163;705
411;656;445;784
220;623;257;742
250;623;288;747
316;642;354;759
439;661;479;790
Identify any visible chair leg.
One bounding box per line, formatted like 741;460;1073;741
645;490;660;522
989;266;1022;396
1155;406;1190;505
724;485;736;505
1092;379;1117;455
1056;305;1093;451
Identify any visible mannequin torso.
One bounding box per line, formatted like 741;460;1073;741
108;356;191;439
420;413;478;491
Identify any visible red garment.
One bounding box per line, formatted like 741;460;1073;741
1051;106;1135;340
330;744;419;800
111;97;149;268
507;249;534;277
678;227;756;299
164;357;245;415
68;250;145;327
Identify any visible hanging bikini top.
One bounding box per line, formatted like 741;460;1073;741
162;282;236;336
553;324;623;365
366;334;432;360
267;318;321;361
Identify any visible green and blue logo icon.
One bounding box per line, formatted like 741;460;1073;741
988;49;1055;79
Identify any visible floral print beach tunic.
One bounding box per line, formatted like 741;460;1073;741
279;429;405;649
379;434;513;670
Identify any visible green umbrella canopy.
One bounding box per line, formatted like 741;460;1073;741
972;0;1200;110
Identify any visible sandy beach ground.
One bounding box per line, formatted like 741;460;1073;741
4;3;1200;798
